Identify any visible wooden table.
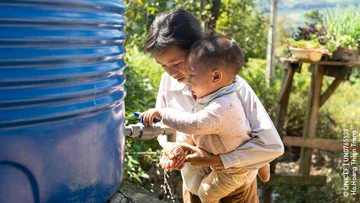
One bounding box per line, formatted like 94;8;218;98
275;56;360;175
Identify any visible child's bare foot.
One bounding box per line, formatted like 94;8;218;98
258;164;270;182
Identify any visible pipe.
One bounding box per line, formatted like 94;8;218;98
125;123;176;142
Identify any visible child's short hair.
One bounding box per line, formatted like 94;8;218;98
188;35;244;78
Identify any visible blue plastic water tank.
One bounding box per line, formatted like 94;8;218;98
0;1;126;202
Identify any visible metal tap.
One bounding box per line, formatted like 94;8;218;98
125;112;176;142
125;123;176;142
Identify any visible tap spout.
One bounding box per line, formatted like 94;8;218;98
125;123;176;142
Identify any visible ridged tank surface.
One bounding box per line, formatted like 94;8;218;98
0;1;126;202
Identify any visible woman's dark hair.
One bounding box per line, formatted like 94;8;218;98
144;9;206;54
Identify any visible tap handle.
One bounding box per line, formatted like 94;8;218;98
134;112;161;124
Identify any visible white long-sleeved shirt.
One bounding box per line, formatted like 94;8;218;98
160;84;251;156
155;72;284;193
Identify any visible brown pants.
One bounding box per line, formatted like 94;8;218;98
182;178;259;203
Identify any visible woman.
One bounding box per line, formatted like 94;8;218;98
143;9;284;203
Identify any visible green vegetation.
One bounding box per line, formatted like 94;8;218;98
324;5;360;52
290;6;360;54
289;39;325;49
123;48;163;183
124;0;269;60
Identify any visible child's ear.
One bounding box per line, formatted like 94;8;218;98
212;70;222;83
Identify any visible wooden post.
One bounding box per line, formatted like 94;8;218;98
298;64;324;175
257;174;326;186
266;0;277;86
275;63;296;135
283;137;360;152
272;62;301;171
320;78;343;107
263;62;296;203
271;62;296;173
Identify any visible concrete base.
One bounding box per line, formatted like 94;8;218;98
108;180;168;203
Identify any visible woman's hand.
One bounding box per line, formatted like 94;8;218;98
178;143;223;167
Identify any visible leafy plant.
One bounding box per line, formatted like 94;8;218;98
323;5;360;52
290;7;360;53
289;39;325;50
290;12;328;54
293;22;327;42
324;35;359;53
123;48;164;183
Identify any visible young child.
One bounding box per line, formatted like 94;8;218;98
140;35;270;203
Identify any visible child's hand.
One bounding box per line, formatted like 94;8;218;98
139;108;161;126
160;155;174;171
160;144;186;171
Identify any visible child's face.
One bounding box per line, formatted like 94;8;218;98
187;58;216;99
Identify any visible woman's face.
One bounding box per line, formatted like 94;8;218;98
152;45;189;83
